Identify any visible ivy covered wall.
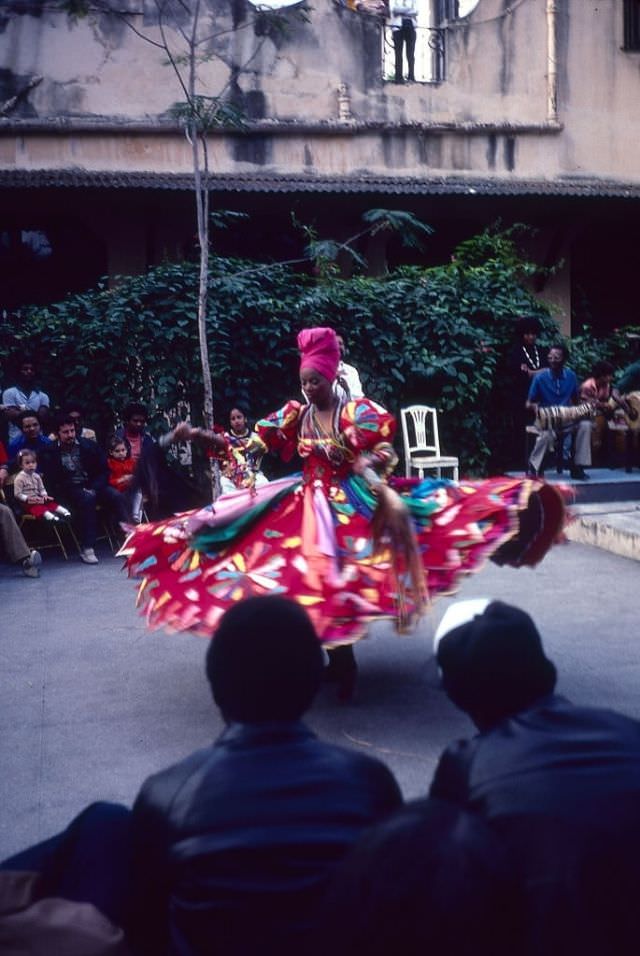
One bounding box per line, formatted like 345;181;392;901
1;230;634;474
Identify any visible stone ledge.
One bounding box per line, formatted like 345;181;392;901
566;504;640;562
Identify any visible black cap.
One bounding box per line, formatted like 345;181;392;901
437;600;556;728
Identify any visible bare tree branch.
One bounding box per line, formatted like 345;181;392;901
0;75;43;118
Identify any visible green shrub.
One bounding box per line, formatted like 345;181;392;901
4;226;630;475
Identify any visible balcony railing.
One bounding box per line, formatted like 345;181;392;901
382;25;446;84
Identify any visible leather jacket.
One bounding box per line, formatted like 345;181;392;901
130;720;402;955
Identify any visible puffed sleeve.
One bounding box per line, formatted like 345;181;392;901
340;398;398;471
254;400;304;462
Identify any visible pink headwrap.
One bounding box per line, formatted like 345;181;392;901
297;327;340;382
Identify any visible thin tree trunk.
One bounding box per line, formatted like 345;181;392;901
188;0;219;500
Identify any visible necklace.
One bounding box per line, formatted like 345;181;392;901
522;345;541;369
304;402;350;466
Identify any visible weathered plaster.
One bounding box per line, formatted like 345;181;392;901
0;1;638;187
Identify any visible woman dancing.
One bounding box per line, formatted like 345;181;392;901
220;404;269;495
121;327;566;699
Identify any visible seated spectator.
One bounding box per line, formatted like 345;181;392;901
579;360;635;466
2;357;51;443
129;596;402;955
324;797;523;956
0;502;42;576
52;403;97;443
107;437;143;524
431;598;640;956
526;343;592;480
0;398;8;448
8;410;53;461
14;449;71;522
0;802;133;955
40;417;128;565
615;334;640;472
0;439;8;490
616;332;640;395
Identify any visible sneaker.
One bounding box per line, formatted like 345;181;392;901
22;550;42;578
80;547;99;565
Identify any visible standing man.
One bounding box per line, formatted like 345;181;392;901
2;357;51;442
335;334;364;402
526;344;592;480
40;416;128;565
506;316;546;469
115;402;155;465
390;0;418;83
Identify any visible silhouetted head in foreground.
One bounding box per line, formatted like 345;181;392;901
206;596;323;723
435;598;557;729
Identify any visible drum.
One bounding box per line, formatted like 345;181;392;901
535;402;594;431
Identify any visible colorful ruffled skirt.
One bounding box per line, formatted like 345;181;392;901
120;472;566;644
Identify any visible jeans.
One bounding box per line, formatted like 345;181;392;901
1;801;133;927
62;485;129;548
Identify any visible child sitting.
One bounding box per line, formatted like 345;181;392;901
13;449;71;522
107;436;143;523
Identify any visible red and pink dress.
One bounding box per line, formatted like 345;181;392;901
121;398;566;643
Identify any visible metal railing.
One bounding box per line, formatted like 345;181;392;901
382;25;446;84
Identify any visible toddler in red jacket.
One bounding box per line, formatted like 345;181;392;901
107;437;143;523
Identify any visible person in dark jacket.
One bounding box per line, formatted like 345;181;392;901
129;596;402;956
431;598;640;956
40;416;128;564
323;796;524;956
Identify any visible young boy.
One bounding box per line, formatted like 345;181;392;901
13;449;71;522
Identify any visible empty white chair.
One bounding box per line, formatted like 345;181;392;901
400;405;459;480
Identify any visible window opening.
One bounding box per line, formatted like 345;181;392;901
457;0;480;16
623;0;640;50
383;1;445;84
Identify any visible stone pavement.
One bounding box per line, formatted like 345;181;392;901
1;502;639;861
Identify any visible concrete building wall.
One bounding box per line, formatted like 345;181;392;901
1;0;639;185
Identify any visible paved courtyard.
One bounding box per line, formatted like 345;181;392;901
1;537;639;860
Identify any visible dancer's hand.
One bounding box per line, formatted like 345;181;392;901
373;484;412;552
172;422;194;442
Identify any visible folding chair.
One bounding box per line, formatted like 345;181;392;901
19;513;81;561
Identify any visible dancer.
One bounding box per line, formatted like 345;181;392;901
220;405;269;495
121;328;566;689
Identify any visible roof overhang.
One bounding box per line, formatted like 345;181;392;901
2;168;640;198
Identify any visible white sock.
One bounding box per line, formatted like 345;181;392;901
56;507;71;517
43;512;55;521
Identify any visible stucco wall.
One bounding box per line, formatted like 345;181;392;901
1;0;639;185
